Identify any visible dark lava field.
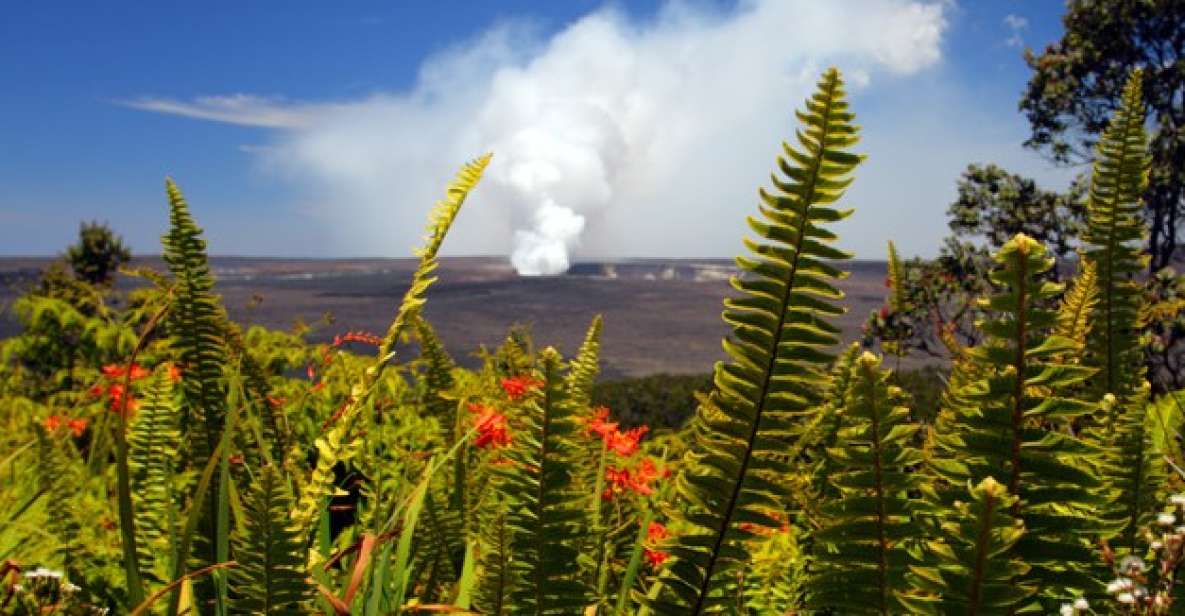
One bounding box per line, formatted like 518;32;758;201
0;257;892;379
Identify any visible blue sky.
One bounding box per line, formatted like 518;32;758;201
0;1;1073;266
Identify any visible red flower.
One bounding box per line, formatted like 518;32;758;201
332;330;382;348
603;465;632;500
88;384;104;397
884;276;892;289
647;521;669;543
101;363;150;380
500;375;542;401
644;548;669;568
266;395;286;408
607;426;648;457
629;458;664;495
108;383;138;416
167;363;183;382
586;406;619;441
67;418;88;438
469;403;511;449
879;305;891;320
43;415;62;432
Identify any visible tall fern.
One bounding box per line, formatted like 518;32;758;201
648;67;862;614
1081;69;1150;403
809;352;921;614
929;234;1104;604
1053;258;1098;364
1077;70;1159;555
161;178;230;604
292;155;490;537
491;347;592;613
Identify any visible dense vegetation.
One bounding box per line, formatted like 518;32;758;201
2;66;1185;615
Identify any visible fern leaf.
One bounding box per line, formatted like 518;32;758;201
128;373;182;582
161;178;231;603
808;352;922;614
904;477;1033;614
1053;258;1098;364
493;347;592;613
292;155;489;536
886;240;908;314
473;496;513;615
229;465;315;614
564;315;603;409
648;67;863;614
1081;69;1150;402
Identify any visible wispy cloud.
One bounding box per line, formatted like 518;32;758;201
1003;13;1028;48
122;94;327;128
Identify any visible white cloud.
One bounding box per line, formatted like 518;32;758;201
1003;13;1028;48
131;0;966;269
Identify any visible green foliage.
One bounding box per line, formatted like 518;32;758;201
648;67;862;614
1;65;1178;616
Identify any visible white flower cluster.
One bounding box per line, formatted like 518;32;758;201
1059;596;1090;615
1102;494;1185;613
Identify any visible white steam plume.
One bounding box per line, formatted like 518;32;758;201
128;0;950;272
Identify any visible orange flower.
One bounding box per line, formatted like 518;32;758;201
101;363;150;380
108;383;138;416
469;403;511;449
602;465;632;500
266;395;286;408
43;415;62;432
607;426;648;457
628;458;665;495
500;375;542;401
644;548;669;568
88;384;104;397
586;406;619;441
167;363;183;382
67;418;88;438
647;521;669;543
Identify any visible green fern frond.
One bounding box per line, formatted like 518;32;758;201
564;315;603;409
1053;258;1098;364
292;155;489;537
886;241;908;314
1081;69;1150;402
930;234;1104;603
474;496;513;615
229;465;315;614
809;352;922;614
905;477;1032;614
128;373;182;581
648;67;863;615
493;347;592;613
414;315;457;425
162;178;229;464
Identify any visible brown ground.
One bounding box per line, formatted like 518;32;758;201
0;256;894;379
